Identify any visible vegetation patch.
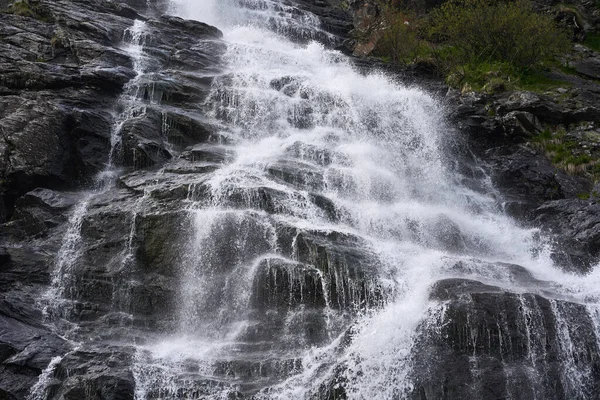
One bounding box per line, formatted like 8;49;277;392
530;128;599;177
373;0;571;92
4;0;54;22
5;0;35;17
583;32;600;52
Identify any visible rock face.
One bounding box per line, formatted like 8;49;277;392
0;0;223;222
0;0;224;397
1;0;600;399
413;278;600;400
448;84;600;272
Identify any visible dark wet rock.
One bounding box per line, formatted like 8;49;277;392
489;146;592;220
0;248;9;266
0;96;78;219
496;91;564;124
414;278;600;400
500;111;543;137
575;57;600;80
119;111;174;169
286;227;385;310
251;258;326;310
2;188;82;240
48;345;136;400
532;198;600;271
295;0;353;41
143;15;224;71
430;278;504;300
135;211;188;278
487;146;566;216
18;188;80;211
120;107;223;168
447;260;546;288
0;244;55;288
180;143;235;164
0;294;72;399
268;160;326;191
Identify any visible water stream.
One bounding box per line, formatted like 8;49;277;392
35;0;600;398
129;0;600;398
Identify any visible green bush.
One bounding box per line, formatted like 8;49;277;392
584;32;600;52
373;6;431;65
373;0;570;91
428;0;570;71
5;0;54;22
6;0;35;17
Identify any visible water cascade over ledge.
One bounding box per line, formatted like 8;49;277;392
20;0;600;399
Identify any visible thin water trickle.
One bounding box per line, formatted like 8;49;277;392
29;18;154;399
43;19;150;320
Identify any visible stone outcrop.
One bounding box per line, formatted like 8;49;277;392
412;278;600;400
0;0;224;397
447;82;600;272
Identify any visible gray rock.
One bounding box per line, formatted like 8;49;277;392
532;198;600;271
413;278;600;400
0;295;72;398
575;57;600;80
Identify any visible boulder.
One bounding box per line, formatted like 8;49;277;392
575;57;600;80
411;278;600;400
532;198;600;272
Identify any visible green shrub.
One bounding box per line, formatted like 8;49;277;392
5;0;54;22
373;0;570;91
428;0;570;71
584;32;600;52
373;6;431;65
7;0;35;17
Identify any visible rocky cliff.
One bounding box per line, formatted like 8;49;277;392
1;0;600;399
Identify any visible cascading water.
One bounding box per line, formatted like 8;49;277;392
22;0;600;398
42;18;150;318
29;18;154;399
125;0;600;399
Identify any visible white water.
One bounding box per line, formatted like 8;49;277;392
18;0;595;398
27;356;64;400
124;1;600;399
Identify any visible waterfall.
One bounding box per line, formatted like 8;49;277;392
41;19;151;322
125;0;600;398
26;0;600;398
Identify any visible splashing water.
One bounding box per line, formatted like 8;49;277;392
125;1;600;398
27;0;593;398
27;356;64;400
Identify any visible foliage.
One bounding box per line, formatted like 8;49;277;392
5;0;54;22
584;32;600;52
531;128;597;177
428;0;570;71
374;0;571;91
373;5;430;65
6;0;35;17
